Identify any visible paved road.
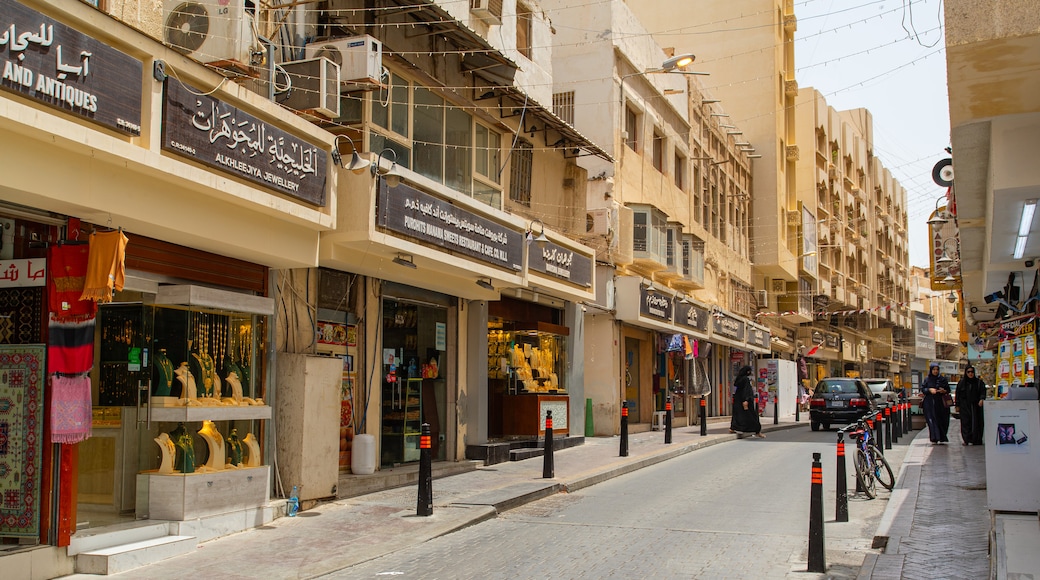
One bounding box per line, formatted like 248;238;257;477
324;428;909;579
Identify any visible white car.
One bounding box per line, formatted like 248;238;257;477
864;378;900;404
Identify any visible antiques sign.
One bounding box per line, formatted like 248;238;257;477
528;241;592;288
377;181;523;271
0;0;142;135
162;81;327;206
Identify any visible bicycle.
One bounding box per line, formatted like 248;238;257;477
844;412;895;499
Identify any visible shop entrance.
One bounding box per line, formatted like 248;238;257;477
379;297;448;466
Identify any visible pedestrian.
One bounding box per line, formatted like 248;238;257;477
921;362;951;444
730;365;764;438
955;365;985;445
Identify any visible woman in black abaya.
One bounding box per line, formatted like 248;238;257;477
955;365;985;445
730;365;764;438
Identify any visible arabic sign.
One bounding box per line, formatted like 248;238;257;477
0;258;45;287
638;287;673;321
376;180;523;271
162;80;327;206
0;0;142;135
674;301;709;334
712;310;745;340
913;310;936;359
528;241;592;288
746;325;771;350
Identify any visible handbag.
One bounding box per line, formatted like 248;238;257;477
942;393;955;408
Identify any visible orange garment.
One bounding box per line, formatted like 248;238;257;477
80;230;129;303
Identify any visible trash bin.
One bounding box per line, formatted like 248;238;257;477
909;395;926;430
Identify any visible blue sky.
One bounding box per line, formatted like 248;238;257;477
793;0;949;268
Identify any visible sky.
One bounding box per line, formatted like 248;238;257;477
791;0;949;268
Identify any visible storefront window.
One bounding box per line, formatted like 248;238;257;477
488;329;567;394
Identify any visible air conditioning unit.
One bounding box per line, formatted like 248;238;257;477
305;36;383;88
278;58;340;119
770;278;787;296
470;0;504;25
586;208;613;236
164;0;257;72
757;290;769;308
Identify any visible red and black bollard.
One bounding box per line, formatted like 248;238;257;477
664;397;673;444
884;405;893;449
835;432;848;522
773;394;779;425
416;423;433;516
891;403;900;443
808;452;826;573
874;414;885;454
620;401;629;457
699;397;707;436
543;410;554;479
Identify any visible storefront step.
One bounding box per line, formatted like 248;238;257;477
74;535;197;575
68;522;173;556
467;437;585;466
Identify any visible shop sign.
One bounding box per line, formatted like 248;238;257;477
823;332;840;349
712;311;744;340
377;180;523;271
528;241;592;288
0;0;143;135
639;287;673;321
746;326;770;350
162;81;327;206
675;302;709;333
0;258;45;287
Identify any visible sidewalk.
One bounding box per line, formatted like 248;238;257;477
59;418;800;579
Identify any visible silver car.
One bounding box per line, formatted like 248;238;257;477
864;378;900;404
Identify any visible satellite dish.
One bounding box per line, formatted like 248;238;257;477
932;158;954;187
165;2;210;54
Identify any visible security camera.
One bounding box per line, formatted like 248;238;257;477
1027;259;1036;268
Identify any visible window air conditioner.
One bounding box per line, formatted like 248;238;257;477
586;208;613;236
164;0;257;72
757;290;769;308
470;0;504;25
278;58;341;119
305;36;383;88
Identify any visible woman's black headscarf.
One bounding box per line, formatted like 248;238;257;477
738;365;753;377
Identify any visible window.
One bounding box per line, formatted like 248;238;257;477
674;152;686;190
630;204;668;263
413;87;444;182
553;91;575;126
652;130;664;173
475;123;501;183
509;140;533;206
624;106;639;151
516;3;533;59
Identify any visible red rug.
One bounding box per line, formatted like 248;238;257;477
0;344;44;538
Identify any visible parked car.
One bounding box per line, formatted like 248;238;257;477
864;378;900;404
808;377;878;431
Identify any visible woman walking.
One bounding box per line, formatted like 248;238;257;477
730;365;764;438
955;365;985;445
921;362;951;444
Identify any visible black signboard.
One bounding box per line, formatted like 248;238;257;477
746;325;771;350
376;180;523;271
162;80;327;206
0;0;142;135
712;310;745;340
528;241;592;288
675;302;709;333
639;287;673;322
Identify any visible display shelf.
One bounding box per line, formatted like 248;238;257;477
149;405;272;423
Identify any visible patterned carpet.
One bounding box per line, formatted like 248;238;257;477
0;344;45;537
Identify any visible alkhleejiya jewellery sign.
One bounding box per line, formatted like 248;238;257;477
162;80;327;206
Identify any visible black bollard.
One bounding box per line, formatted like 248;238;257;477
417;423;433;516
891;403;900;443
873;414;884;455
795;388;801;422
665;397;673;444
808;452;826;573
620;401;629;457
543;410;554;478
905;400;912;433
884;405;893;450
699;398;707;436
835;432;848;522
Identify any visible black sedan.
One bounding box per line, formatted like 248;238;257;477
809;377;877;431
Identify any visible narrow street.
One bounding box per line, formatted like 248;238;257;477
327;427;909;580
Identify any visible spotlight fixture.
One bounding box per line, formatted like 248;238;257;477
392;253;416;269
371;148;404;187
641;277;655;291
331;135;371;174
680;293;691;304
476;277;494;291
526;219;549;249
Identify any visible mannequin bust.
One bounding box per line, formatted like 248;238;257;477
197;420;225;471
225;371;244;404
154;432;176;474
174;362;197;402
153;349;174;397
169;423;195;474
226;428;244;467
243;432;261;467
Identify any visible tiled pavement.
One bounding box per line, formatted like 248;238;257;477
859;424;991;580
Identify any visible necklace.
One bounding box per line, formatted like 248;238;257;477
156;352;173;389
